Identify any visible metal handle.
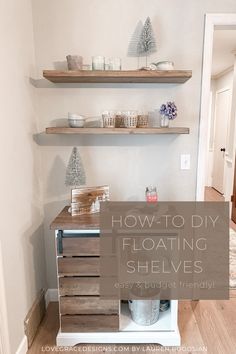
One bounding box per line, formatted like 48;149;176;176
220;148;226;152
57;230;63;254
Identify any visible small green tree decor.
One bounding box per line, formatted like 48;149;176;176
138;17;157;67
65;147;86;187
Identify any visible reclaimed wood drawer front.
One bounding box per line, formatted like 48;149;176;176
58;257;99;276
60;296;119;315
60;237;100;256
61;315;119;332
59;277;99;296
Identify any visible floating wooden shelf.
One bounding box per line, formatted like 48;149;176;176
46;127;190;135
43;70;192;84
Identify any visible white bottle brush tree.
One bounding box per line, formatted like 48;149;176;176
138;17;157;67
65;147;86;187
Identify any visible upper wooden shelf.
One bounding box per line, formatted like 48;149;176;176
46;127;190;135
43;70;192;84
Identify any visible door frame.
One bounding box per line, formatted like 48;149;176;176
211;86;231;194
196;13;236;200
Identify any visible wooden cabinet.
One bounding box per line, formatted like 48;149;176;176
56;229;119;333
51;207;180;347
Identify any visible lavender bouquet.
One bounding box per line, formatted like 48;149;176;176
159;101;178;120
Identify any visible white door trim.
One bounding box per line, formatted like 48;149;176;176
215;87;231;155
214;86;231;152
212;87;231;194
196;13;236;200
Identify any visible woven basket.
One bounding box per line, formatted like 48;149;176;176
115;114;125;128
102;113;115;128
137;114;148;128
124;113;137;128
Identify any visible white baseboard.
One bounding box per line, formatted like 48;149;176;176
15;335;27;354
45;288;58;308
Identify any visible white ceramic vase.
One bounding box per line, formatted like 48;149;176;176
160;114;169;127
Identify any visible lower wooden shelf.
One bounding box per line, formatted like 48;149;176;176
46;127;189;135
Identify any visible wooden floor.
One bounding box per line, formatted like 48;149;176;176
28;297;236;354
204;186;224;202
205;186;236;232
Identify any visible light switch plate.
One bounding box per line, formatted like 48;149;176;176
180;154;190;170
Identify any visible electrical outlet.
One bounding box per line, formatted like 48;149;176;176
180;154;190;170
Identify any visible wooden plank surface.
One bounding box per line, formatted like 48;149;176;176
213;299;236;341
51;206;100;230
58;257;99;276
59;277;100;296
46;127;190;135
60;296;119;315
61;237;100;256
192;300;235;354
168;301;205;354
61;315;119;332
43;69;192;83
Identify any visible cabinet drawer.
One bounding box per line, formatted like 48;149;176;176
61;315;119;332
60;296;119;315
59;277;99;296
58;236;100;256
58;257;99;276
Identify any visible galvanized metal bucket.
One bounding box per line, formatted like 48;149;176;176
128;299;160;326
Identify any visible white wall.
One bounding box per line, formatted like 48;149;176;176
31;0;236;289
0;0;46;352
207;69;234;199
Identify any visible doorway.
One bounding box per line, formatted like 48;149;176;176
197;14;236;228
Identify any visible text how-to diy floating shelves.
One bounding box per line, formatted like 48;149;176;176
43;70;192;84
45;127;190;135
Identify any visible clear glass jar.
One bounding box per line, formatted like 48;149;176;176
108;57;122;70
92;56;105;70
